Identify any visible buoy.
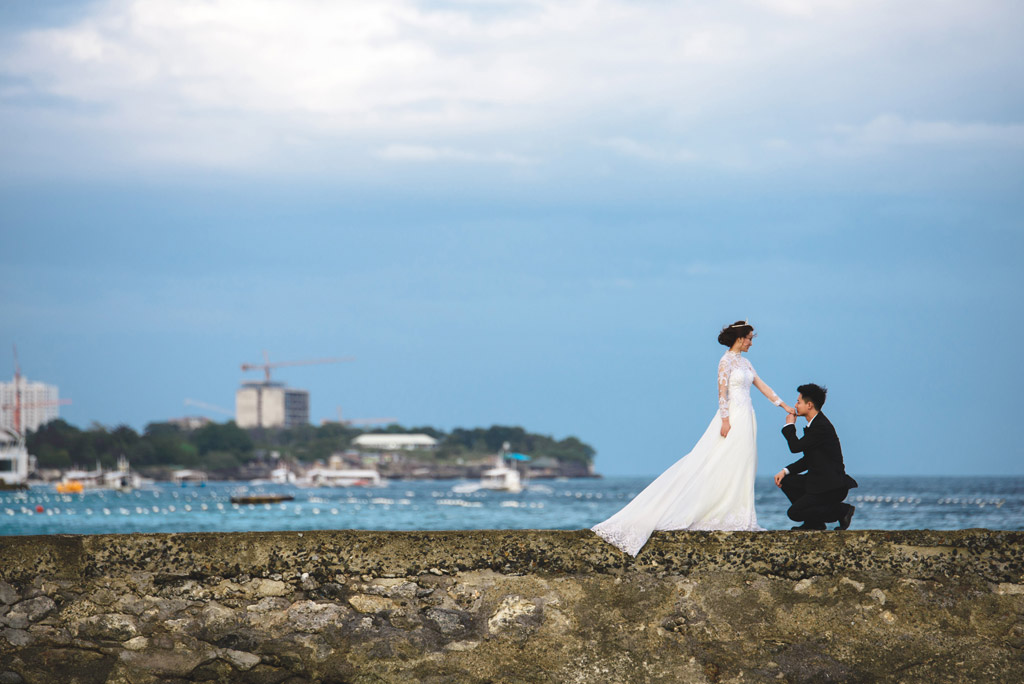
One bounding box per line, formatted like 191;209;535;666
35;505;44;513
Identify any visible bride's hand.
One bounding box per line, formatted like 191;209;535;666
782;403;795;414
720;417;731;438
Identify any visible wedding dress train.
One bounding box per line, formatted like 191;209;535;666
592;351;765;556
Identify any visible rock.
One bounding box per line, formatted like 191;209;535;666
840;577;865;593
123;636;149;651
219;648;261;671
793;578;815;594
869;588;887;605
247;596;290;613
285;600;347;633
0;671;24;684
74;613;139;641
347;595;394;614
89;588;117;607
995;583;1024;595
427;608;469;636
488;596;538;633
365;580;419;599
113;594;147;616
10;596;55;623
2;613;28;630
2;628;32;647
0;581;19;605
118;645;216;677
252;579;290;598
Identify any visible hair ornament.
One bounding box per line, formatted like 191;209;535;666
729;319;751;328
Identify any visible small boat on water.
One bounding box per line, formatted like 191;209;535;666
56;456;153;493
229;494;295;505
248;467;297;486
0;428;31;491
301;468;382;488
453;447;530;494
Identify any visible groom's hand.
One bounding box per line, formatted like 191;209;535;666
774;470;786;487
785;411;796;425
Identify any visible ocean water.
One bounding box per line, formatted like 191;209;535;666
2;476;1022;536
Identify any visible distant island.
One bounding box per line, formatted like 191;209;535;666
26;420;598;481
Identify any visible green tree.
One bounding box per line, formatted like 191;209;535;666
191;421;253;455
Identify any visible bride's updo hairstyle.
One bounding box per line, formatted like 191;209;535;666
718;320;754;347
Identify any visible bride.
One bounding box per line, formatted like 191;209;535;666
592;320;793;556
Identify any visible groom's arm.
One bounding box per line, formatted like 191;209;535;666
781;424;808;473
782;422;829;454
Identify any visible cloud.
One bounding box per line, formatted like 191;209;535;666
1;0;1021;177
597;137;697;163
832;115;1024;149
376;144;536;165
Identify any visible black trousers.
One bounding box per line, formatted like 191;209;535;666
781;474;850;526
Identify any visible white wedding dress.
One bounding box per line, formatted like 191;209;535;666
592;350;768;556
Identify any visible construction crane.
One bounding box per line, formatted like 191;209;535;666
183;399;234;417
241;351;355;384
239;351;355;429
1;345;71;437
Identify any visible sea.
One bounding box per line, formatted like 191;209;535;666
2;476;1022;536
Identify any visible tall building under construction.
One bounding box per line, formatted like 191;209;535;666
1;375;60;433
235;382;309;429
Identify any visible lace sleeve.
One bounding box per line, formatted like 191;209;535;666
718;356;730;418
751;363;784;406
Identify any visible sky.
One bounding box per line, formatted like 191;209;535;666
1;0;1022;476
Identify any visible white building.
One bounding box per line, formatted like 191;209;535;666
0;375;60;434
236;382;309;429
353;434;438;451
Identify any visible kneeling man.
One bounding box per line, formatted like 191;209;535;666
774;384;858;530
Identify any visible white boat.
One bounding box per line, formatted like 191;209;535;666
0;428;31;489
452;447;528;494
172;469;208;486
480;465;523;493
302;468;382;487
249;466;297;486
58;456;152;493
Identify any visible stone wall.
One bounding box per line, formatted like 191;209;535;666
1;529;1022;683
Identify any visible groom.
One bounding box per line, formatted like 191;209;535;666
774;383;858;530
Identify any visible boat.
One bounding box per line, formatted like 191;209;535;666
55;480;84;494
229;494;295;505
172;469;208;486
248;466;298;486
479;464;523;493
0;428;31;491
452;447;530;494
56;456;152;493
301;468;382;487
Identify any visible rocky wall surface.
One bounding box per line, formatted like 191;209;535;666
1;529;1022;683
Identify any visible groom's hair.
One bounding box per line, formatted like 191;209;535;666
797;383;827;410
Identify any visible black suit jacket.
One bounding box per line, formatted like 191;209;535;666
782;413;858;494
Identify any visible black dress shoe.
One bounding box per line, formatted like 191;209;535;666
791;524;826;531
836;505;856;530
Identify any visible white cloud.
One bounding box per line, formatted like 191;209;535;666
1;0;1021;175
833;115;1024;149
597;137;697;163
376;143;536;165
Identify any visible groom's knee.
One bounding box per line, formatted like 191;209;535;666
786;504;804;522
